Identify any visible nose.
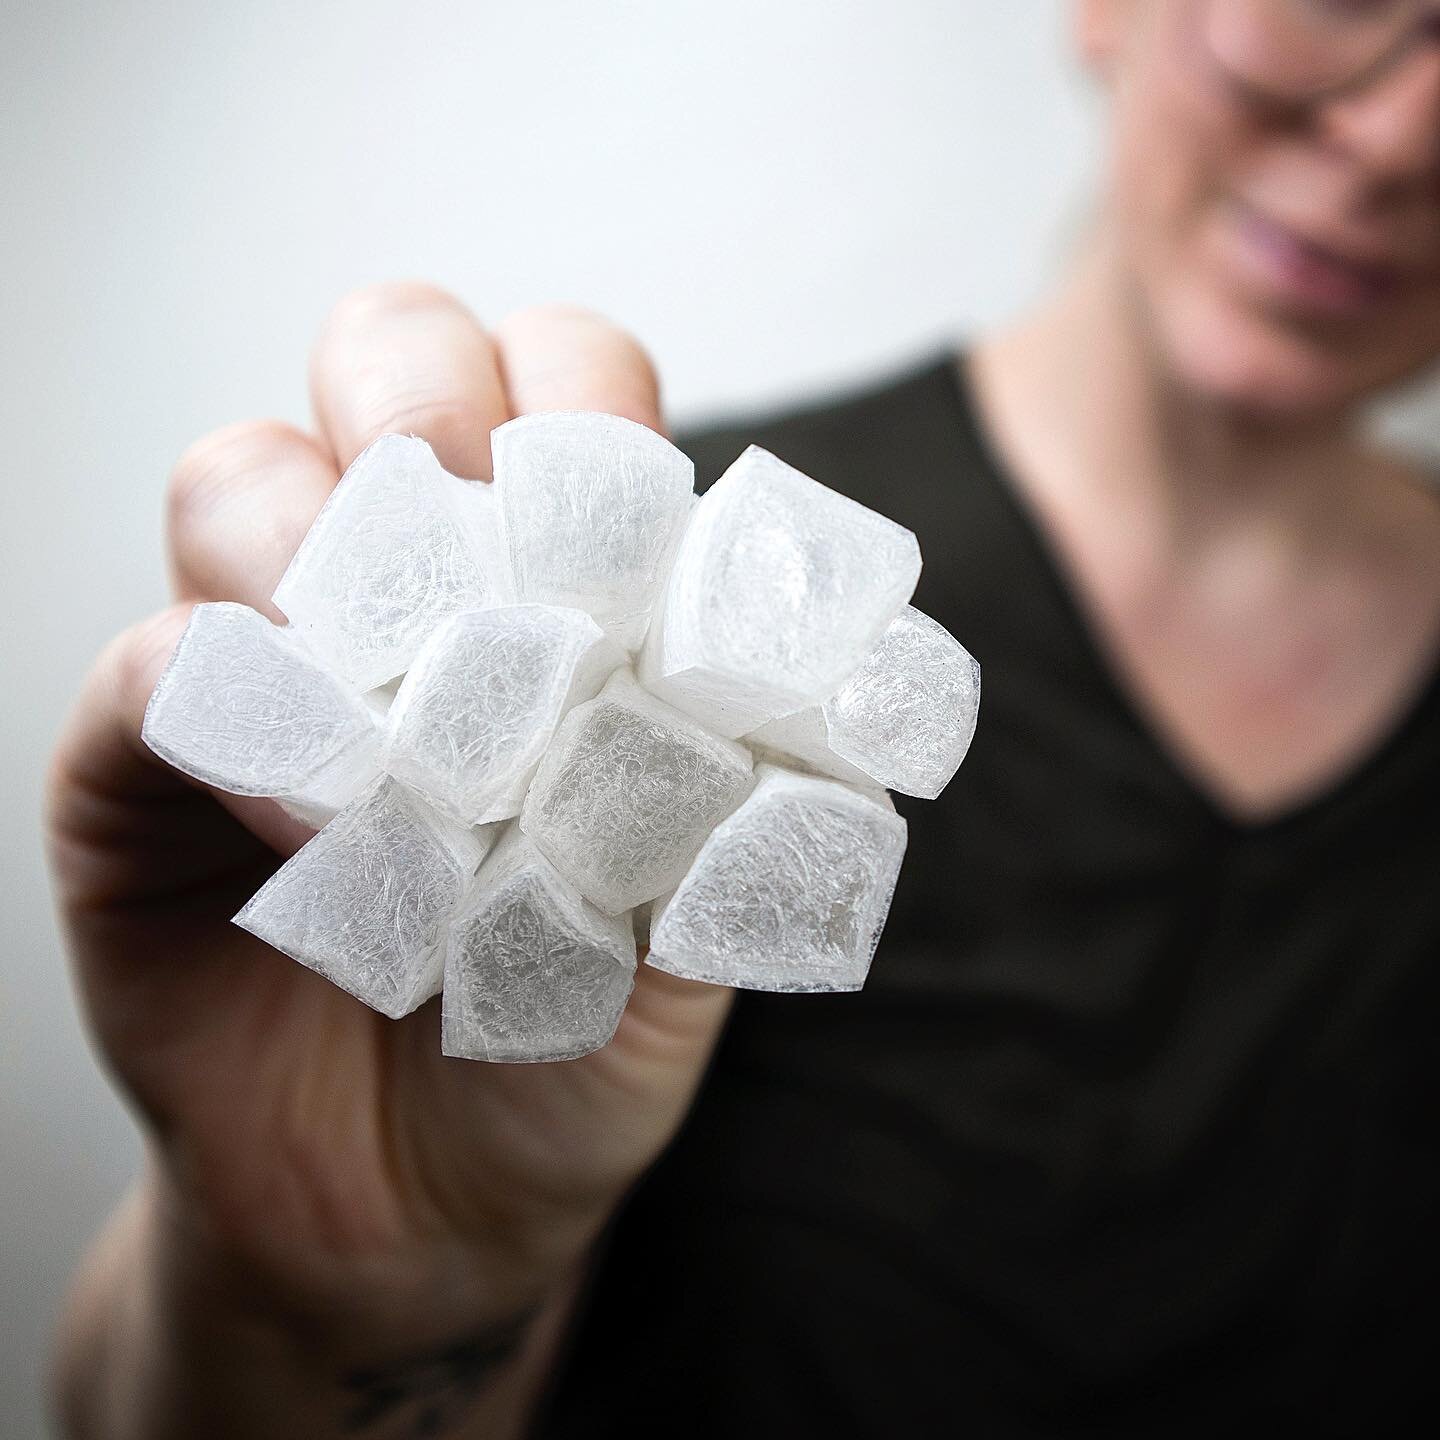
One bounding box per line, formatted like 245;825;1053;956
1320;42;1440;185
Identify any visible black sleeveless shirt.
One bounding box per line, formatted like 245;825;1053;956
537;354;1440;1438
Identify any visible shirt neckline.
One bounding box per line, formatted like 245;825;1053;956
935;348;1440;841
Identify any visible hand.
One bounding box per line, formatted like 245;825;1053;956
46;285;733;1435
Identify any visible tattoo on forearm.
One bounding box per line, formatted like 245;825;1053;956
340;1309;536;1436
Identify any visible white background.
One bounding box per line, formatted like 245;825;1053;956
25;1;1429;1430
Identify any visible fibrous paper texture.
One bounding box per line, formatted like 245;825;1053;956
141;413;980;1061
647;765;907;993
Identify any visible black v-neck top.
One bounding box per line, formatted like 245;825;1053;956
538;354;1440;1438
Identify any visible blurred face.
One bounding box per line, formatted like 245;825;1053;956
1082;0;1440;418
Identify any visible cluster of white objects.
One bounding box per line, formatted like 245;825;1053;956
142;414;981;1063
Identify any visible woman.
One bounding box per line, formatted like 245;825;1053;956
47;2;1440;1435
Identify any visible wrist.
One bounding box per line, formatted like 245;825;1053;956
56;1172;580;1440
152;1164;572;1355
154;1130;609;1339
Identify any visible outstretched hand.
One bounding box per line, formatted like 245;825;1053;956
46;286;732;1434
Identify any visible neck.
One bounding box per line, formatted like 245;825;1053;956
980;229;1370;564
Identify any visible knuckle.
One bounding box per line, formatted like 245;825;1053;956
107;607;191;710
495;305;661;419
500;303;657;374
596;325;659;388
500;301;610;334
322;280;469;338
167;420;306;538
351;384;490;463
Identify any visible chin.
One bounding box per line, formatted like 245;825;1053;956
1148;264;1440;424
1152;283;1379;423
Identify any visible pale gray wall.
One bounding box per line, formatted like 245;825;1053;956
0;4;1098;1433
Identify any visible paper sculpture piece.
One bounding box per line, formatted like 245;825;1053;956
141;600;382;825
274;433;509;691
235;778;492;1019
639;445;922;736
492;410;693;651
647;765;907;993
747;604;981;798
381;604;621;826
141;411;981;1062
520;671;755;915
442;827;636;1063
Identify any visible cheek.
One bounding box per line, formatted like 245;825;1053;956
1153;275;1344;414
1104;4;1253;293
1103;18;1277;390
1094;4;1440;415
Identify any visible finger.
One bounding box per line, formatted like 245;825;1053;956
491;304;666;433
309;281;511;478
617;952;736;1067
167;420;338;618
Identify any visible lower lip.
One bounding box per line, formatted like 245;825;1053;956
1227;205;1399;318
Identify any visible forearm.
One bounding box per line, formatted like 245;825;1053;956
52;1180;577;1440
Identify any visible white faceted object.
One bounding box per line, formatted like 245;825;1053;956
749;605;981;798
521;672;754;914
648;765;907;993
640;445;922;736
275;755;386;832
492;411;693;651
273;434;509;691
136;417;977;1063
142;602;380;814
442;828;636;1063
381;605;623;826
235;779;491;1018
